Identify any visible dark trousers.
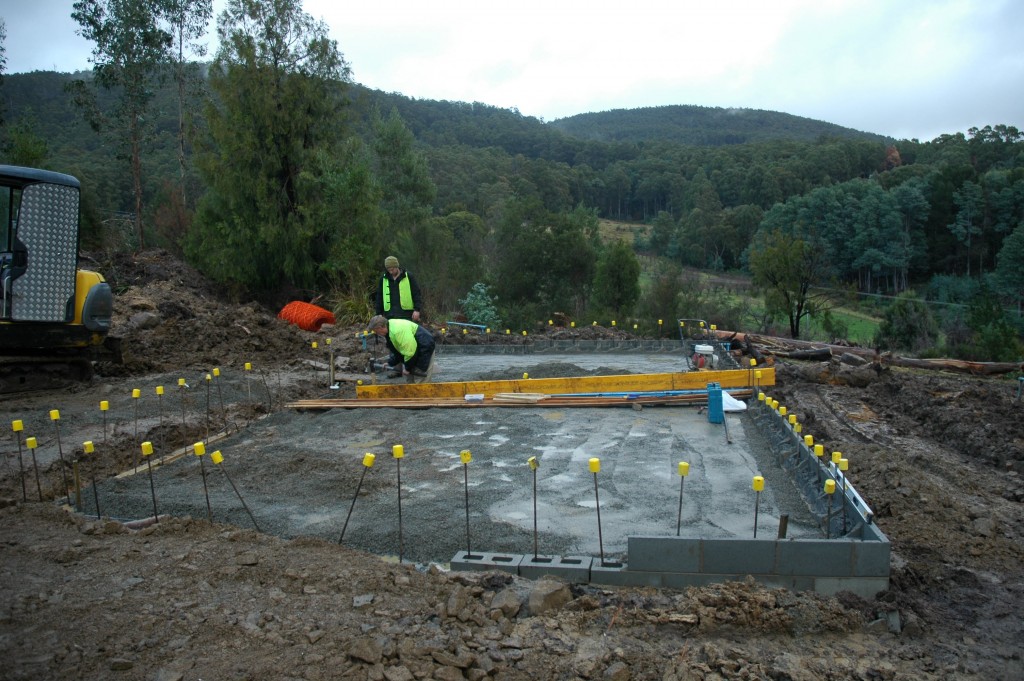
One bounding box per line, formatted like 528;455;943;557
387;327;436;372
407;327;436;372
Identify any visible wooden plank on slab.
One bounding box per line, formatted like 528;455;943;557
355;368;772;400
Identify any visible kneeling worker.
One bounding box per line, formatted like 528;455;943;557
367;315;435;379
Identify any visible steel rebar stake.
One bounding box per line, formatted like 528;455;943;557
141;442;159;523
589;458;605;567
193;442;212;522
339;453;375;544
212;450;261;532
178;379;188;445
50;411;70;506
824;478;836;539
213;368;226;424
676;461;690;536
83;441;101;519
244;363;253;404
12;421;26;502
100;401;108;444
26;437;43;501
131;390;140;444
461;450;473;556
528;456;539;560
156;386;164;430
205;374;212;442
393;444;405;563
752;476;765;538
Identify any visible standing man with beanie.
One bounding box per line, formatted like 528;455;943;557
374;255;422;321
367;315;435;380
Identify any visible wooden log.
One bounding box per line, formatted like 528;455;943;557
714;329;1022;376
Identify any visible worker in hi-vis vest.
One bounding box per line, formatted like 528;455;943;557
367;315;435;379
373;255;422;321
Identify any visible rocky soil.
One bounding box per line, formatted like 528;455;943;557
1;249;1022;680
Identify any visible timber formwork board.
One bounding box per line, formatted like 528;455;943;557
353;367;774;401
287;390;753;410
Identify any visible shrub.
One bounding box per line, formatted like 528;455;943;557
459;283;502;329
874;292;939;354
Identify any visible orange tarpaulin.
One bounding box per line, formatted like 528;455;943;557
278;301;335;332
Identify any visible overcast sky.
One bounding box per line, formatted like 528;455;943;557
3;0;1022;141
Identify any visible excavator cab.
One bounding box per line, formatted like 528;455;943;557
0;165;117;392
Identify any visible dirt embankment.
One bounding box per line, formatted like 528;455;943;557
1;249;1022;680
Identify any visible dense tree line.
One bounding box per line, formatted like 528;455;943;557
0;0;1021;356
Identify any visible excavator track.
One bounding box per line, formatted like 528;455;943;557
0;355;94;395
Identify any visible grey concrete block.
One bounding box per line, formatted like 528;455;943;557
851;540;891;577
775;540;853;577
627;536;701;572
660;572;725;590
702;539;776;575
753;574;817;592
518;554;593;582
450;551;522;574
590;562;664;587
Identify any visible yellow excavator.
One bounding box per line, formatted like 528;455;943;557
0;165;119;393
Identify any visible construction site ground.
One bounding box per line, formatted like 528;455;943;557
1;249;1022;681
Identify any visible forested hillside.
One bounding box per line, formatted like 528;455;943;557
549;104;889;146
0;0;1021;361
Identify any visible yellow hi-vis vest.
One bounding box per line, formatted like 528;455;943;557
382;274;414;312
388;318;419;360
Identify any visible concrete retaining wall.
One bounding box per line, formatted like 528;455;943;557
451;533;889;599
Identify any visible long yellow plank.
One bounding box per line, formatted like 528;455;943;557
356;367;774;400
288;390;753;410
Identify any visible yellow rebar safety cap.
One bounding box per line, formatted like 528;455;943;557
83;441;94;454
528;456;538;470
362;453;376;467
194;442;206;456
588;457;601;473
678;461;690;476
460;450;472;464
211;451;224;465
392;444;404;459
141;442;153;457
753;475;765;492
12;420;23;432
